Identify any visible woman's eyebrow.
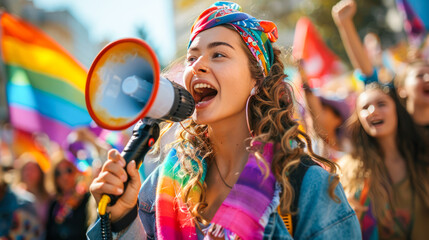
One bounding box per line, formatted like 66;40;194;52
188;41;235;52
207;41;235;49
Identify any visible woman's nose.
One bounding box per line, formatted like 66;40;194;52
191;57;209;75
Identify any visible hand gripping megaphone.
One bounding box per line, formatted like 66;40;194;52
86;39;194;237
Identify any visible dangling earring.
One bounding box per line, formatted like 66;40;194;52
246;87;257;138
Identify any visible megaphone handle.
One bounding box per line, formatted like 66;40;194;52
108;119;160;206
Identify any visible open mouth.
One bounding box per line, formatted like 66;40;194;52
371;119;384;126
193;83;218;104
422;83;429;96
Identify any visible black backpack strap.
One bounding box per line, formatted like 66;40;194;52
288;155;319;235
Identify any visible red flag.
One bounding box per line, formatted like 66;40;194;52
293;17;344;88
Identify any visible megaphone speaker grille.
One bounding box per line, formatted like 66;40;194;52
162;81;195;122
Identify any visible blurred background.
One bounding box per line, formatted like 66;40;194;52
1;0;423;67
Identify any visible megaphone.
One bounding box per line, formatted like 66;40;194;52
86;38;194;131
86;38;195;214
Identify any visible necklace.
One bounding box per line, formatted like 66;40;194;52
213;160;233;189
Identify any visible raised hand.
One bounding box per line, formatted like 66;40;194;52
332;0;357;25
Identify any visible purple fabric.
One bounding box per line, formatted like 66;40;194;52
396;0;426;45
9;105;72;146
319;96;351;123
211;142;276;239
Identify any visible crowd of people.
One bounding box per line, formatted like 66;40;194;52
1;0;428;239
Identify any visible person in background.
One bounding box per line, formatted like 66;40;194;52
14;153;52;230
0;155;43;239
45;152;92;240
394;60;429;143
88;2;361;239
298;60;351;161
332;0;429;144
340;82;429;239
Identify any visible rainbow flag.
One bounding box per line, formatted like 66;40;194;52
0;12;91;145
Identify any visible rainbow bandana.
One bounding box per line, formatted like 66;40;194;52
188;1;278;76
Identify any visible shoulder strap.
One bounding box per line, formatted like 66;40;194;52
289;155;318;214
278;155;319;236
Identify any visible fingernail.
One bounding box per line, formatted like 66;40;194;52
130;160;135;168
121;174;127;182
117;188;123;194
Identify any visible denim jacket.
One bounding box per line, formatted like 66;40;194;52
88;162;361;239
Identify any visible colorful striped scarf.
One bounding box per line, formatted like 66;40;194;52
188;1;278;77
155;143;276;239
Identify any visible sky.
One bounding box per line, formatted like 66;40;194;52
33;0;176;64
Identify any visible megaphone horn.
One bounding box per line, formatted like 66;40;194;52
86;38;194;130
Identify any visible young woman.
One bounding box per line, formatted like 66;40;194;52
46;153;92;240
15;153;51;231
340;82;429;239
88;2;361;239
395;60;429;143
332;0;429;143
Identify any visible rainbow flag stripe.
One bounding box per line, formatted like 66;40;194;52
0;12;91;144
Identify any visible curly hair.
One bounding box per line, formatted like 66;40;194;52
165;25;340;224
345;82;429;223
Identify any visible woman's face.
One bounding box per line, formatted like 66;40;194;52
184;26;255;125
55;161;77;193
21;162;42;189
357;88;397;138
403;64;429;106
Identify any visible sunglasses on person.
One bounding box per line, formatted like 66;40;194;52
55;167;73;177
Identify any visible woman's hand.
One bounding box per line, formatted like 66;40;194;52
90;149;141;222
332;0;357;26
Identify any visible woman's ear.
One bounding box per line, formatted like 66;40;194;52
398;87;408;99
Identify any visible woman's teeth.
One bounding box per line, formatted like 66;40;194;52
194;83;215;93
371;120;384;125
